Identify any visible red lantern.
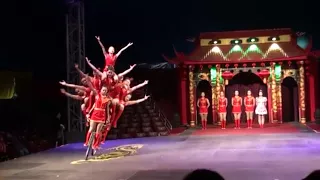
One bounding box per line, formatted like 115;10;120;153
279;62;283;65
221;70;234;85
243;63;247;68
208;65;212;69
258;69;270;84
225;64;230;68
234;64;238;68
252;63;256;68
288;61;292;66
200;65;203;70
261;62;265;67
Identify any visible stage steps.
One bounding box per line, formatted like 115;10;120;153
107;85;171;140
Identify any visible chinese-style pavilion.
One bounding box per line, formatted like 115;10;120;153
163;28;319;127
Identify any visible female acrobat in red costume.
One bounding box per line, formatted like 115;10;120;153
59;80;92;116
110;78;149;128
95;36;133;72
84;76;112;150
218;91;227;129
232;90;242;129
100;94;150;144
244;90;255;129
197;92;210;130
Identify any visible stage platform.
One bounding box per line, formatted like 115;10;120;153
1;123;320;180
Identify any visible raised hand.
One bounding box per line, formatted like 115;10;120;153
95;36;100;41
60;88;66;94
127;42;133;46
74;64;79;69
144;80;149;84
59;81;66;85
144;95;150;99
85;57;91;63
130;64;136;69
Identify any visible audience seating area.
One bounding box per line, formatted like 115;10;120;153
107;85;171;140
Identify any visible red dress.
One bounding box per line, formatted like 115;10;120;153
118;86;129;105
90;94;111;123
198;98;209;114
109;83;122;98
83;88;93;114
91;76;101;91
244;96;254;112
232;96;242;113
218;97;227;113
104;54;117;71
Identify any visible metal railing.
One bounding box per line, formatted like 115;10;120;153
147;97;173;131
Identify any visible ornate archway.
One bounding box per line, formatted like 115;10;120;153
281;76;299;122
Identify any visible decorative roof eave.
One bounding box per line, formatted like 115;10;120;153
183;56;308;65
161;54;180;64
162;45;187;64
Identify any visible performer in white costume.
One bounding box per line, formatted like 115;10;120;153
255;90;267;128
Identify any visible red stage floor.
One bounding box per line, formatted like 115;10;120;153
306;123;320;133
192;123;300;136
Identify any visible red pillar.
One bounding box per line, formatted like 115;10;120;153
307;74;315;122
179;67;188;125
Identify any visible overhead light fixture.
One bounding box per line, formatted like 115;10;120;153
247;37;259;43
209;39;221;45
268;36;280;41
230;39;242;45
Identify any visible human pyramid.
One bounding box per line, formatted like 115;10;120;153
59;36;149;150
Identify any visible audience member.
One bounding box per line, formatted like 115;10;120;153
183;169;225;180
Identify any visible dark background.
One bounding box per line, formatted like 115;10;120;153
1;0;319;131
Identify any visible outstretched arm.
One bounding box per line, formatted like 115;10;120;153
129;80;148;93
126;95;149;106
244;97;247;106
197;99;200;107
118;64;136;78
59;81;87;91
225;98;228;107
60;89;83;100
95;36;107;56
85;57;103;77
115;42;133;57
106;101;111;122
85;75;98;96
74;64;87;78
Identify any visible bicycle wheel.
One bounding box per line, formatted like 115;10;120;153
85;132;95;160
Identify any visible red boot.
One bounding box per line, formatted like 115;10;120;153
247;119;250;128
84;131;91;146
237;120;241;129
201;121;205;130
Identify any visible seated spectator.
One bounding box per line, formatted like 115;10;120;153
303;170;320;180
183;169;225;180
0;136;6;154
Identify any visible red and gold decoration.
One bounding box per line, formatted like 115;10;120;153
270;63;278;122
221;70;234;85
258;69;270;84
188;67;196;127
215;65;221;124
298;61;306;124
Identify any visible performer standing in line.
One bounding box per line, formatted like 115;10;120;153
95;36;133;71
197;92;210;130
218;91;228;129
100;94;150;144
232;90;242;129
244;90;255;129
255;90;268;128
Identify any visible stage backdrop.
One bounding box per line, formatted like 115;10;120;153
225;72;268;123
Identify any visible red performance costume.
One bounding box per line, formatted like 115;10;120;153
232;96;242;128
218;97;227;129
218;97;227;113
104;54;117;71
111;86;129;127
85;94;111;149
198;97;209;114
244;96;255;112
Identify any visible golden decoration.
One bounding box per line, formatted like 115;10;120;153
198;73;209;81
271;63;277;121
70;144;144;165
215;67;221;123
298;62;306;124
189;70;195;127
